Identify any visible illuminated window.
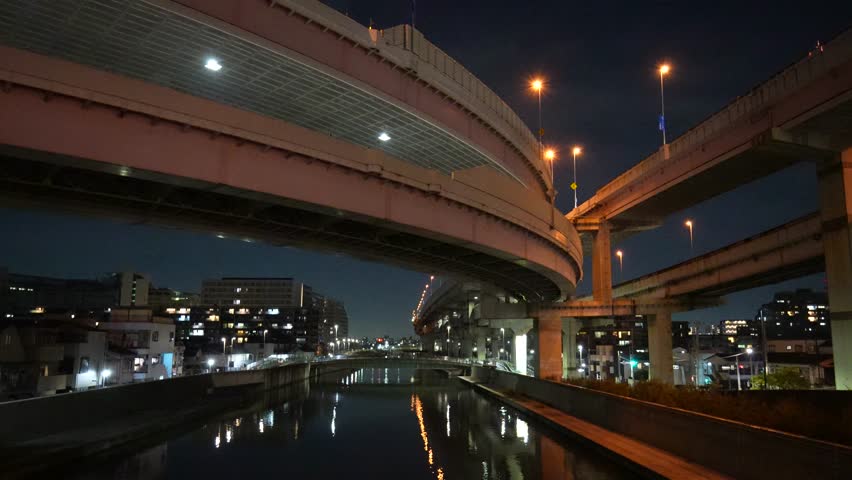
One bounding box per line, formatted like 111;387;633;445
234;299;241;305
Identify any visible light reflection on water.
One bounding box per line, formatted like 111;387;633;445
65;368;631;480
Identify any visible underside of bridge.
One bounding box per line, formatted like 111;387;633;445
0;147;568;303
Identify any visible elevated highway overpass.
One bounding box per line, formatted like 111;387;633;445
561;28;852;387
608;213;823;300
0;0;582;302
567;29;852;231
416;27;852;384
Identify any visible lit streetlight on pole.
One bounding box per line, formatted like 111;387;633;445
530;78;555;225
725;349;752;391
615;250;624;274
221;337;226;354
685;219;694;251
747;347;754;388
530;78;544;155
571;146;582;210
658;64;671;146
207;358;215;373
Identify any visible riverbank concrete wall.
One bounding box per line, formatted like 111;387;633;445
471;366;852;479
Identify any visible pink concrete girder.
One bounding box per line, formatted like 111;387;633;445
163;0;549;196
0;61;582;300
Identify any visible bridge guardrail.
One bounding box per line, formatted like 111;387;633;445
382;25;543;178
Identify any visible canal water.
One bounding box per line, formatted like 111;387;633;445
65;368;632;479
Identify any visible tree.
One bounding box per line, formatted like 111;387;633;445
751;367;810;390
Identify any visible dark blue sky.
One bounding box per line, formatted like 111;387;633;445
2;1;850;337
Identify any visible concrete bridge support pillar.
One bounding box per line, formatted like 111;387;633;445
647;311;674;384
461;333;474;360
490;329;502;361
513;325;533;375
562;317;580;379
592;222;613;302
475;333;487;361
819;150;852;390
535;312;563;381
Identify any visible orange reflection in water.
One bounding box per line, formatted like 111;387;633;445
412;394;445;479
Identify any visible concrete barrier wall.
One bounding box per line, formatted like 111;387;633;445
0;358;463;446
473;366;852;480
0;362;313;446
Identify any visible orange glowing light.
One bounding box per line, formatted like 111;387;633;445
572;146;582;156
659;64;671;75
530;78;544;92
544;148;556;161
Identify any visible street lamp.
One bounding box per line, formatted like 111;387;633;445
221;337;227;354
658;64;671;145
500;328;505;360
530;78;554;223
207;358;215;373
746;347;755;387
334;324;339;341
572;146;582;210
615;250;624;274
545;147;556;191
263;329;269;345
685;219;694;251
530;78;544;153
725;350;752;391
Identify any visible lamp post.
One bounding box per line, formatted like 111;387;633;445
746;347;754;388
263;329;268;345
500;328;505;361
572;146;582;210
545;148;557;198
658;64;670;146
578;344;584;377
221;337;227;354
615;250;624;274
530;78;544;158
725;350;750;391
207;358;215;373
685;219;694;251
531;78;555;225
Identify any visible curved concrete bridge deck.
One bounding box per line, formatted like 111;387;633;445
0;0;583;301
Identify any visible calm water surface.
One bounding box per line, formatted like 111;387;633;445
67;368;632;479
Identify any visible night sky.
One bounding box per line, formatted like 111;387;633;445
2;1;851;337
